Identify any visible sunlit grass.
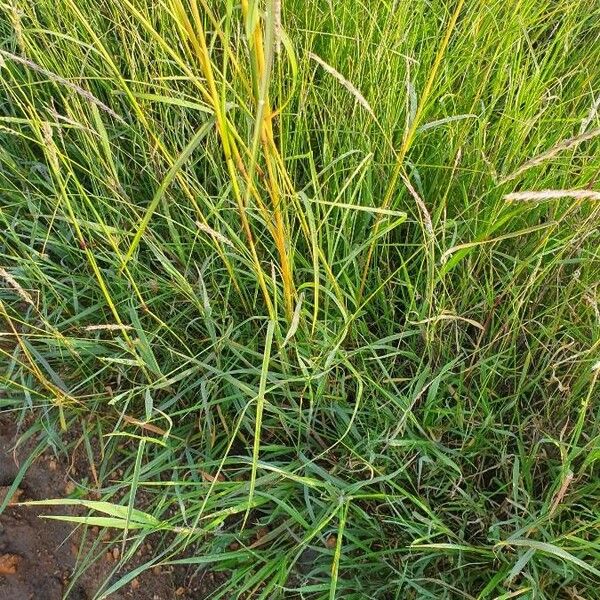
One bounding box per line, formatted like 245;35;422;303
1;0;600;598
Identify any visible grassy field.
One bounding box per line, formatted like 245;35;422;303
1;0;600;597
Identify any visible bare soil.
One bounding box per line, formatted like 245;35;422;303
0;414;225;599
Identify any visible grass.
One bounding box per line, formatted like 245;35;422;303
1;0;600;598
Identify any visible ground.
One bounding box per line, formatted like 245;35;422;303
0;414;224;600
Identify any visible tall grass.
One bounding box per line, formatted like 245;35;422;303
1;0;600;598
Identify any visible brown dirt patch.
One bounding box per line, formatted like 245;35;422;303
0;413;225;599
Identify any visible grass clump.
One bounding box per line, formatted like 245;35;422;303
1;0;600;598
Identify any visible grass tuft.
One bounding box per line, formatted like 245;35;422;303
1;0;600;598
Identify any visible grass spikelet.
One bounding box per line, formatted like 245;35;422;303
274;0;282;54
0;50;124;122
500;128;600;183
83;324;134;332
196;221;236;248
0;267;36;308
504;189;600;202
308;51;375;118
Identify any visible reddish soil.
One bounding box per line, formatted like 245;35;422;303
0;414;225;599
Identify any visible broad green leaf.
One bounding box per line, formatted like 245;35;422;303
20;499;160;526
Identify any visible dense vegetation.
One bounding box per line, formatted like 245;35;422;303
1;0;599;597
